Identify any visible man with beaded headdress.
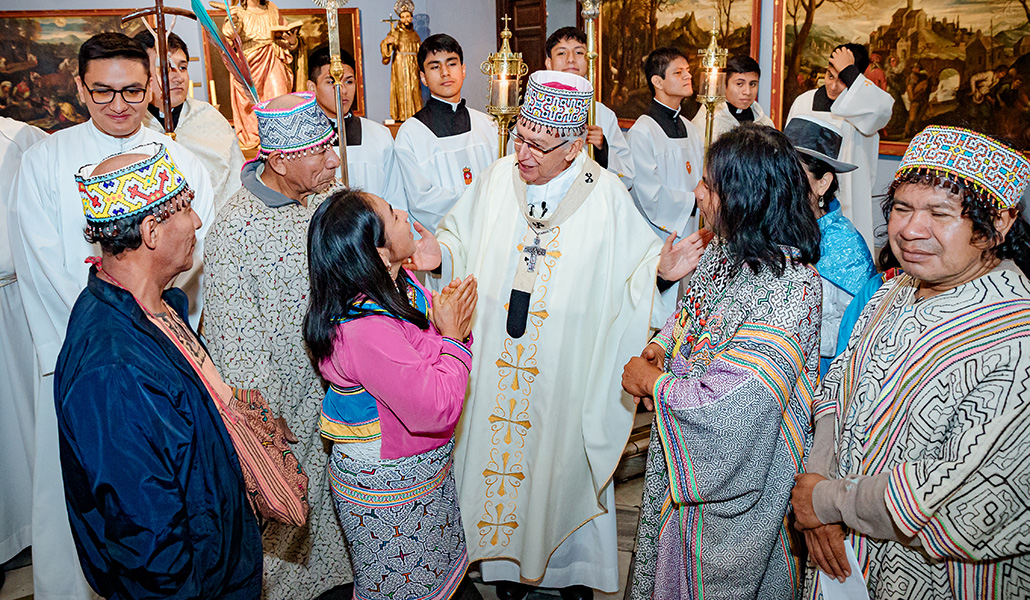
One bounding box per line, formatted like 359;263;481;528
791;125;1030;599
415;71;697;600
55;143;262;599
201;92;353;599
8;32;216;600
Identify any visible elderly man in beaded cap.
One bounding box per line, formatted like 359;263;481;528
791;125;1030;598
202;91;353;599
414;71;701;600
55;143;262;599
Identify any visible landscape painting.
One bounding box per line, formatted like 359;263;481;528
600;0;761;126
772;0;1030;152
0;11;146;132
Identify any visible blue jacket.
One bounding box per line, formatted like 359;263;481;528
54;268;262;600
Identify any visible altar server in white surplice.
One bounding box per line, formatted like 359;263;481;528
307;45;406;211
136;30;244;214
544;27;634;188
394;34;497;232
787;43;893;250
627;47;706;325
0;116;46;574
414;71;701;600
8;33;214;600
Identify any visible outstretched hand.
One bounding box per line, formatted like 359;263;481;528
658;229;714;282
407;221;443;271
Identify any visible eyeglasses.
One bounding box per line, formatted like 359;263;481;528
83;84;148;105
511;129;569;159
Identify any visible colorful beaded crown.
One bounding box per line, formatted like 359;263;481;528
896;126;1029;209
518;70;593;137
76;142;190;224
255;92;336;159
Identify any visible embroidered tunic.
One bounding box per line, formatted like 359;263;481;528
319;274;473;600
806;263;1030;599
630;240;821;600
203;168;352;599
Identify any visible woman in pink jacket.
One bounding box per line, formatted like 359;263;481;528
304;189;479;600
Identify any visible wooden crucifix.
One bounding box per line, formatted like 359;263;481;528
123;0;198;137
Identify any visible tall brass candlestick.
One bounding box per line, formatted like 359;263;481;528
579;0;599;159
697;20;727;152
481;16;528;159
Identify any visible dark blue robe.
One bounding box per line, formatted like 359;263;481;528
54;268;262;600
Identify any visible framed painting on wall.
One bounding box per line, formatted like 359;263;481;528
0;10;148;132
201;7;365;123
598;0;762;127
770;0;1030;154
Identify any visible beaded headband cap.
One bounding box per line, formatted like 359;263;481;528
76;142;190;225
896;126;1029;210
254;92;337;160
518;70;593;137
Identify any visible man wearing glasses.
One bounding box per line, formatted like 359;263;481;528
7;32;214;600
414;71;697;600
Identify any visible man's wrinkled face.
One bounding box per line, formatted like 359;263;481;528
888;183;989;290
156;199;201;276
513;121;579;186
147;48;188;109
725;71;759;111
545;38;588;77
420;51;465;102
284;144;341;196
308;63;356;118
76;58;150;138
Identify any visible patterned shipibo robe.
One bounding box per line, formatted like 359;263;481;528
204;187;353;599
807;262;1030;599
629;241;821;600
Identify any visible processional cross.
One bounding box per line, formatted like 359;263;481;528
123;0;198;137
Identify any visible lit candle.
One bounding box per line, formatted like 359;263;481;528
496;78;512;108
707;70;719;97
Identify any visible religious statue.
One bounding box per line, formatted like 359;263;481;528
379;0;421;122
222;0;298;149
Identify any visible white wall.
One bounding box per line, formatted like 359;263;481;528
4;0;496;122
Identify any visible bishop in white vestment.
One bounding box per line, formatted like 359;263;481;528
787;44;893;250
7;33;214;600
427;71;664;596
0;116;46;571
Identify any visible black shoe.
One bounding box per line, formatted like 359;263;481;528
495;581;531;600
559;585;593;600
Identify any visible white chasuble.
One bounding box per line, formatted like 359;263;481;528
0;117;46;567
438;153;660;586
787;74;893;251
143;97;245;215
9;121;214;600
394;107;498;231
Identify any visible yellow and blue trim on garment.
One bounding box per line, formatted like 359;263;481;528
320;383;381;443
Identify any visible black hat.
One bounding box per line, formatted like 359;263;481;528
783;116;858;173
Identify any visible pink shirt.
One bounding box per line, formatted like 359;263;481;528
319;282;473;460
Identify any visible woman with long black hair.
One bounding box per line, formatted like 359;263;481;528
622;123;823;600
304;189;479;600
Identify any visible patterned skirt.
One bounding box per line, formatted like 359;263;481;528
329;440;469;600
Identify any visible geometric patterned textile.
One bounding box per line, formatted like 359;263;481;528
896;125;1030;209
519;70;593;136
75;142;188;223
255;92;337;158
329;440;469;600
